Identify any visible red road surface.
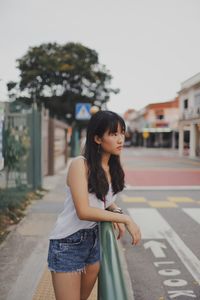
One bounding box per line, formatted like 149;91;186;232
125;169;200;186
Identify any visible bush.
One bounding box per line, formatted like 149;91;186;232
0;186;30;213
3;126;30;187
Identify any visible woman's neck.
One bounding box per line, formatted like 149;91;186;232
101;152;110;169
101;153;112;184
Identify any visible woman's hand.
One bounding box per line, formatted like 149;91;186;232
113;222;126;240
125;217;141;245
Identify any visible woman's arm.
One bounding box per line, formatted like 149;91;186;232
67;158;141;245
107;202;126;239
107;202;123;213
107;202;118;210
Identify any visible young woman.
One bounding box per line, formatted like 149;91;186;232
47;110;141;300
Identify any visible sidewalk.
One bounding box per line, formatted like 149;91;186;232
32;267;97;300
0;156;134;300
0;160;97;300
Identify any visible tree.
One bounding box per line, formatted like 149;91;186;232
7;42;119;120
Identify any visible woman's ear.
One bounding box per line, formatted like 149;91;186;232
94;135;101;144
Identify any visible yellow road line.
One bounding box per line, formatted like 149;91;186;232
148;201;178;208
168;197;195;203
121;196;147;203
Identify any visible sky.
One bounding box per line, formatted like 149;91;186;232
0;0;200;114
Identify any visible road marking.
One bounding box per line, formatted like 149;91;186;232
121;194;198;208
148;201;177;208
121;196;147;203
125;168;200;171
168;197;195;203
144;241;167;258
125;185;200;190
182;208;200;225
128;208;200;283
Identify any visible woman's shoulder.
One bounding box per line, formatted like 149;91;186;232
71;155;87;165
66;156;88;186
74;155;87;160
68;155;88;174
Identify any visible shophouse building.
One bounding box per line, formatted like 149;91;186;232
178;73;200;158
129;98;179;148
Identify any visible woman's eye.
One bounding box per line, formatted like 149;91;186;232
110;132;124;136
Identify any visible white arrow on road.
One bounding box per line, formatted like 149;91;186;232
128;208;200;283
143;240;167;258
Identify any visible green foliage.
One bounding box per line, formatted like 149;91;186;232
0;187;46;243
7;42;119;118
3;126;30;187
0;187;29;213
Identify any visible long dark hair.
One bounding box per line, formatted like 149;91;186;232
83;110;126;201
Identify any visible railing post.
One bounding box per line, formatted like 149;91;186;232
98;222;130;300
70;122;80;157
28;102;42;189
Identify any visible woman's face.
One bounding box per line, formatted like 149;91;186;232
97;123;125;155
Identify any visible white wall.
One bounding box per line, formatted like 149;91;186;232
179;86;200;117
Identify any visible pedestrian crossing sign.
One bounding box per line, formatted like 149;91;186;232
75;103;91;120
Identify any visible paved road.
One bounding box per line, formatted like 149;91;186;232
118;148;200;300
122;148;200;187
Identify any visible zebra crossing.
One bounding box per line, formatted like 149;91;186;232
183;209;200;226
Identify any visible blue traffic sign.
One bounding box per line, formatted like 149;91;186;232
75;103;91;120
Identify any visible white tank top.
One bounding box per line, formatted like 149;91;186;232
48;156;117;240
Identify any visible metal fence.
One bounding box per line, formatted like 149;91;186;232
1;103;42;190
1;102;69;191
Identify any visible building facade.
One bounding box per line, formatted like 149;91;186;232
143;98;179;148
128;98;179;148
178;73;200;158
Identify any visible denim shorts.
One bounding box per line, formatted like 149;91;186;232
47;224;100;273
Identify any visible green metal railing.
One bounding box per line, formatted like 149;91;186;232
4;103;43;190
27;103;42;189
98;222;130;300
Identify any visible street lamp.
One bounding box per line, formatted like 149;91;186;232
90;105;100;115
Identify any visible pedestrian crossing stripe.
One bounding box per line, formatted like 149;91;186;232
183;208;200;225
168;197;195;203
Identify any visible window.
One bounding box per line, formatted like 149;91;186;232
194;94;200;108
156;114;164;120
155;109;164;120
184;99;188;109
